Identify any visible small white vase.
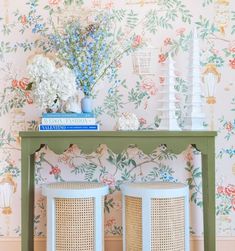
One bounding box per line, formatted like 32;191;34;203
81;96;92;113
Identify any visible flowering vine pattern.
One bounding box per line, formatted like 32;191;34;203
0;0;235;238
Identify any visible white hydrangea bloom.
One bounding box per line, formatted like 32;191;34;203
27;55;56;83
27;55;77;111
54;66;77;101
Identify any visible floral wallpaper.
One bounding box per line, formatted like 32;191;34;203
0;0;235;241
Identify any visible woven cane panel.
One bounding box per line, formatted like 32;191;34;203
151;197;185;251
47;182;103;190
55;198;94;251
125;196;142;251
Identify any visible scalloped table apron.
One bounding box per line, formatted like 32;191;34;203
20;131;217;251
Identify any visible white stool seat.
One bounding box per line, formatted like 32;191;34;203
42;182;109;251
121;182;190;251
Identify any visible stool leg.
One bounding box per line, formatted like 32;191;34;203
47;197;55;251
142;197;151;251
185;191;190;251
95;197;103;251
122;196;126;251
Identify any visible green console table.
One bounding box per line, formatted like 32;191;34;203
20;131;217;251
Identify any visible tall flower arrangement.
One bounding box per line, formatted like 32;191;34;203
48;12;138;96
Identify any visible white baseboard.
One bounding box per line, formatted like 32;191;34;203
0;237;235;251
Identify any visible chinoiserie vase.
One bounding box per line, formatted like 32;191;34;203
81;96;92;113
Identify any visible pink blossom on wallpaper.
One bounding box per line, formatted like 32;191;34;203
229;58;235;69
12;78;30;90
104;1;114;9
21;15;27;25
48;0;60;5
159;76;165;85
105;218;116;228
49;166;61;175
217;185;224;194
225;121;233;132
12;79;18;88
139;117;147;125
158;53;167;63
25;93;33;104
132;35;142;48
176;27;186;36
164;37;172;46
224;185;235;197
101;173;115;189
141;78;157;95
184;150;194;164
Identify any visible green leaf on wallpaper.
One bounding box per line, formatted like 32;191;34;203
202;0;213;7
84;163;97;181
112;9;126;22
128;88;148;108
92;106;104;117
175;77;188;93
104;198;114;213
64;0;83;5
126;10;139;29
43;5;50;10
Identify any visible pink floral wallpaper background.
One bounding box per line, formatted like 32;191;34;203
0;0;235;241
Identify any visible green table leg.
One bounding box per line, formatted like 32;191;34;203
202;139;216;251
21;139;35;251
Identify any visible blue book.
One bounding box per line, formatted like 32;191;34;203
39;124;99;131
42;113;95;118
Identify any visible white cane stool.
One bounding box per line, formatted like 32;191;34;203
42;182;109;251
121;182;189;251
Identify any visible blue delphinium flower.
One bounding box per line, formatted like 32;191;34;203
47;12;136;96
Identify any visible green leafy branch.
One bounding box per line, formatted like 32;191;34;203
195;15;218;39
104;89;124;118
128;79;149;108
0;128;17;150
185;161;203;207
145;0;192;34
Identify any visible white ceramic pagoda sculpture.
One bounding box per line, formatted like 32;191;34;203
184;28;206;130
156;55;181;130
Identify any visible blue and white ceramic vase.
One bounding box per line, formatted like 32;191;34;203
81;96;92;113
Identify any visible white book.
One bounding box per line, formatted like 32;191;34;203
41;117;96;125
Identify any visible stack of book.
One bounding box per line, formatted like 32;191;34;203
39;113;99;131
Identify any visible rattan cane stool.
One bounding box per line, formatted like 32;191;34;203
42;182;109;251
121;182;189;251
